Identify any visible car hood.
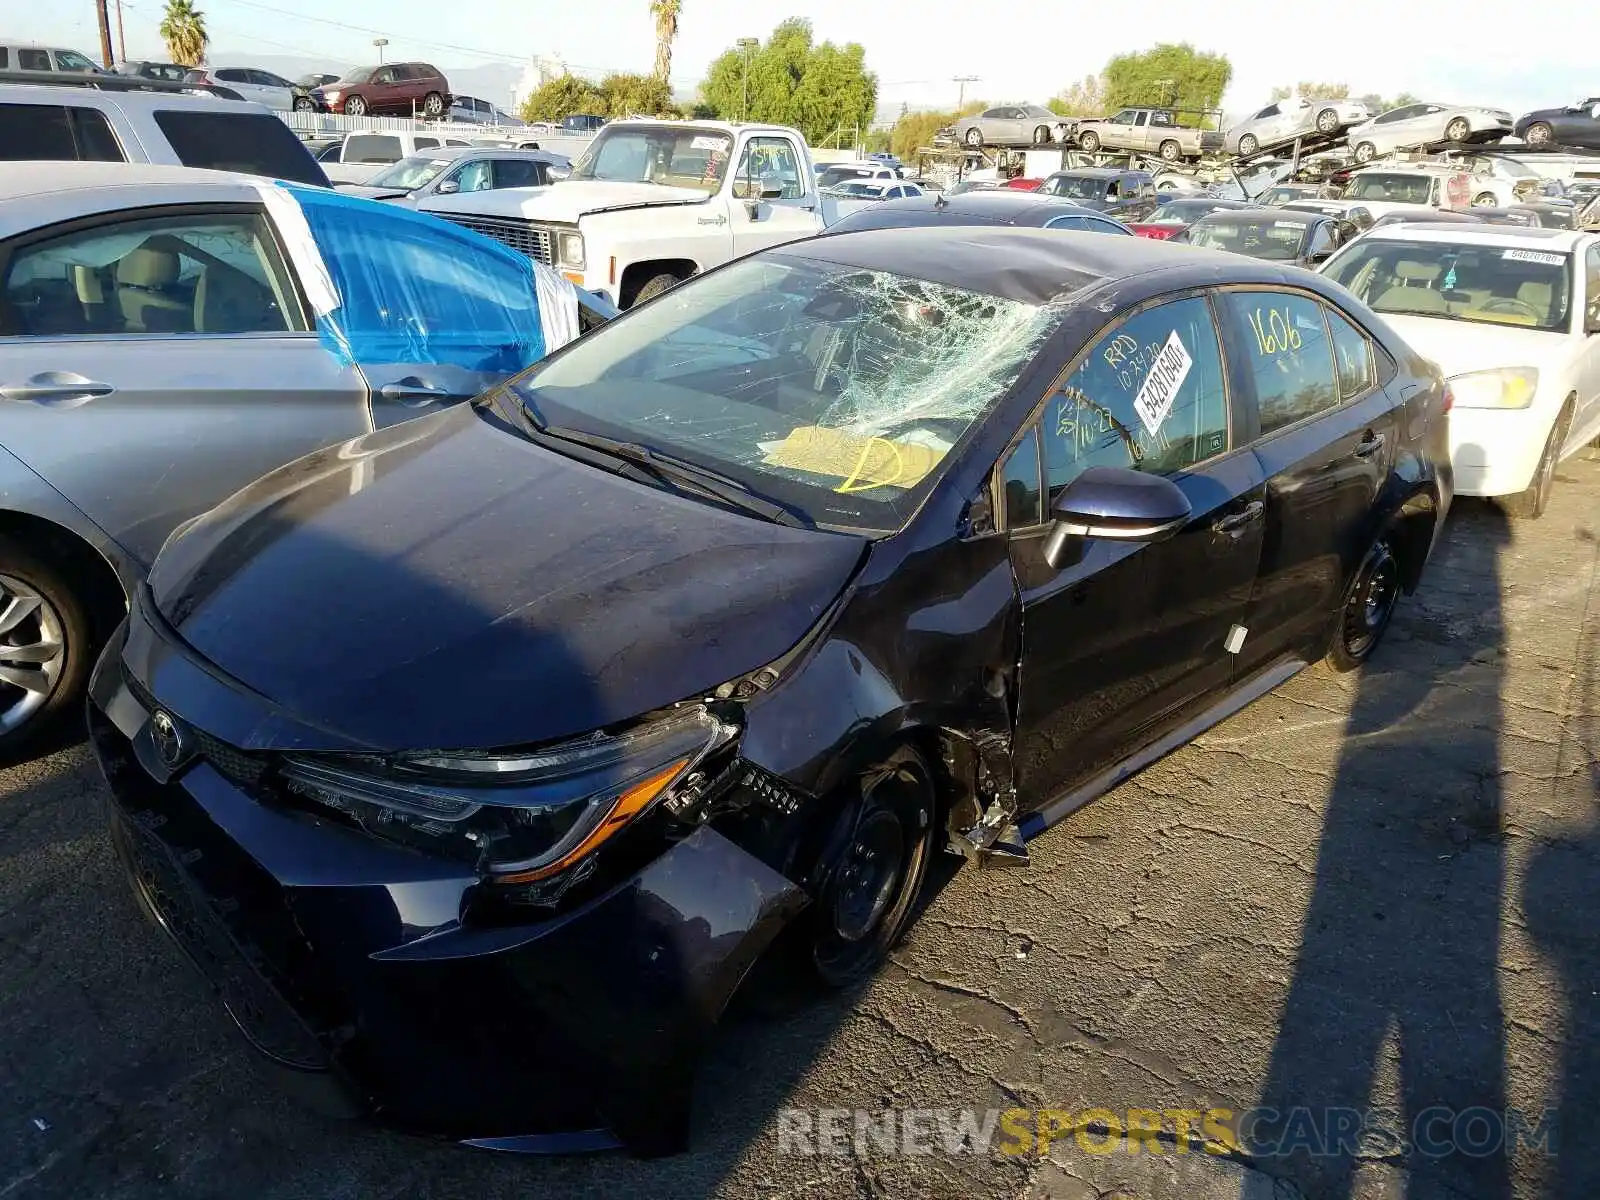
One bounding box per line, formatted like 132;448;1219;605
146;405;867;751
1378;313;1569;377
421;179;709;224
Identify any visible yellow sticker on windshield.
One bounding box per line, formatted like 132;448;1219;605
762;426;945;493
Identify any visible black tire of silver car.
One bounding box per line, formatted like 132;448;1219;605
807;744;936;988
293;96;315;112
1505;403;1572;520
1526;123;1553;146
1077;129;1100;153
1237;133;1259;157
0;542;93;758
343;95;367;116
422;92;445;118
630;272;683;307
1444;117;1471;143
1032;125;1051;145
1354;141;1376;164
965;127;983;148
1328;535;1401;671
1315;107;1340;134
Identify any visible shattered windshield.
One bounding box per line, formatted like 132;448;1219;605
567;124;734;195
507;255;1059;530
368;156;452;189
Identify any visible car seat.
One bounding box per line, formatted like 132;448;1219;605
116;247;191;333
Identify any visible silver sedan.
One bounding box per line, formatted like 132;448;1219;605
339;146;569;206
955;105;1071;149
1346;102;1514;163
1225;96;1371;156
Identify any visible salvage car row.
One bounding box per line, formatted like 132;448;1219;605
2;72;1599;1161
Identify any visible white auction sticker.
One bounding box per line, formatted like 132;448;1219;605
692;135;731;151
1132;330;1193;438
1503;249;1565;266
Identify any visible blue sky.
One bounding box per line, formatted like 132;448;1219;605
17;0;1595;117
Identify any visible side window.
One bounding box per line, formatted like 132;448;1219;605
1000;426;1043;528
346;133;402;163
1040;296;1230;498
413;137;439;150
18;49;51;71
215;69;245;83
153;111;324;185
982;108;1003;119
1140;181;1157;199
54;50;98;71
453;160;493;192
1584;245;1600;318
1221;291;1339;435
1105;180;1121;199
1306;223;1337;257
1134;112;1149;127
734;136;803;199
372;67;395;85
1044;215;1085;230
1325;307;1377;400
0;49;8;69
491;158;544;189
1090;217;1133;235
1;211;297;337
1151;111;1174;127
0;104;123;162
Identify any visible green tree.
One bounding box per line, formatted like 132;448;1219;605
598;72;676;118
700;19;877;145
519;73;607;122
1102;43;1231;121
890;109;953;161
1359;91;1419;114
159;0;208;67
649;0;681;84
1050;74;1106;118
1268;81;1351;101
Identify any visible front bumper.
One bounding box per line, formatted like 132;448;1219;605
88;606;806;1156
1447;406;1549;497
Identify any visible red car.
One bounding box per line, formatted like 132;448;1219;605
1004;177;1044;191
1128;196;1260;239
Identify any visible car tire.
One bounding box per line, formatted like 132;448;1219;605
1525;122;1553;146
1353;141;1376;164
1444;117;1471;143
1032;125;1051;145
1504;403;1572;520
628;272;683;307
343;95;367;117
1076;129;1100;153
965;127;983;149
1327;534;1401;672
1158;139;1181;162
293;97;315;112
1315;107;1341;134
1472;191;1498;207
1237;133;1259;157
422;92;445;118
0;541;95;760
803;744;937;989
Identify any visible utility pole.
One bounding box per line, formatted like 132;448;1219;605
114;0;127;64
953;75;979;113
94;0;114;69
736;37;759;121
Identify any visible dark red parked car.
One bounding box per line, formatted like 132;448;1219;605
309;62;451;118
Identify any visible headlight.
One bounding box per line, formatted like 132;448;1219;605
1447;367;1539;410
557;231;585;269
322;89;341;101
279;706;731;888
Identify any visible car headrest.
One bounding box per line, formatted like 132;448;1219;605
1393;260;1441;283
116;247;181;288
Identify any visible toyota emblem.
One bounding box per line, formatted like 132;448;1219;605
150;709;185;768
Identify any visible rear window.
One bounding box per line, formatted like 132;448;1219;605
152;110;328;185
0;103;123;162
345;133;402;163
18;48;51;71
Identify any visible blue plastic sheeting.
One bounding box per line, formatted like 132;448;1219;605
278;182;551;373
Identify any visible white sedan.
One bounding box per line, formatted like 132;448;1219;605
1346;102;1515;164
1321;224;1600;516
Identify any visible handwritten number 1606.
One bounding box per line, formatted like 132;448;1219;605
1248;307;1302;357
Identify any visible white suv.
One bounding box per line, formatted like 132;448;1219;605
1321;223;1600;517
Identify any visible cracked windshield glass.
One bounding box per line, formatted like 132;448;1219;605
567;124;735;195
507;254;1059;528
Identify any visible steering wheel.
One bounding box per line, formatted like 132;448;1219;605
1477;297;1542;321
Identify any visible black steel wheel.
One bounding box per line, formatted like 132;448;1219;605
1328;536;1400;671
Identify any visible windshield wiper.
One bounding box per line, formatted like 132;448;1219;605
506;398;812;529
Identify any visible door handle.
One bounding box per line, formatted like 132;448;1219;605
0;374;114;405
378;380;451;405
1352;431;1386;459
1212;500;1264;533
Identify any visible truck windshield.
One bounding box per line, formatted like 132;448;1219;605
568;125;735;195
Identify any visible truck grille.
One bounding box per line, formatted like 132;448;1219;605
434;214;552;264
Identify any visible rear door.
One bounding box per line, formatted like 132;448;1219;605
1004;292;1266;804
0;203;368;565
1217;288;1400;675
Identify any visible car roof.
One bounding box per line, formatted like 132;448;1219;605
779;225;1262;306
0;160;259;205
825;190;1104;227
1354;223;1591;251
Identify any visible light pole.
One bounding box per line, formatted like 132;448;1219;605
953;75;979;113
373;37;389;65
736;37;759;120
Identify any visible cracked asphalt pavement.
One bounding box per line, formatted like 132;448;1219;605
3;457;1599;1200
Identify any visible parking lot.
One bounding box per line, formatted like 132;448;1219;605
0;443;1594;1199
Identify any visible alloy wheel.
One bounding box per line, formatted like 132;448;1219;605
1445;118;1470;142
0;575;66;734
1527;123;1552;146
1316;108;1340;134
1238;134;1258;157
1341;540;1399;661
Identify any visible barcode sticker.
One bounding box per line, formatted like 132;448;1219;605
1503;249;1564;266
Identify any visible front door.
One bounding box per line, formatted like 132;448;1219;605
730;135;823;256
1005;293;1265;806
0;205;369;566
1216;288;1399;674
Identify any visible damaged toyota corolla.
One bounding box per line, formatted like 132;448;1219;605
89;227;1450;1156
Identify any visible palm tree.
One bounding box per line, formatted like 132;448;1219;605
160;0;208;68
648;0;680;85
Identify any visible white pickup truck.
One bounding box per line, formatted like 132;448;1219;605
420;119;832;307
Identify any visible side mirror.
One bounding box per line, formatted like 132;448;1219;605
435;178;460;194
1040;466;1192;567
